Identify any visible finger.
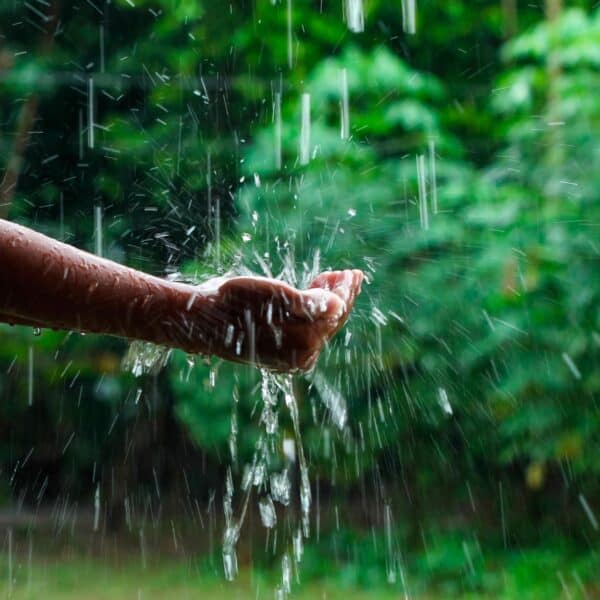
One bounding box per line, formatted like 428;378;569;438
297;288;345;321
330;270;354;304
308;271;334;290
309;270;349;291
347;270;363;307
352;269;364;292
343;269;363;309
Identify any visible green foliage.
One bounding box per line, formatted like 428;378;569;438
293;527;598;597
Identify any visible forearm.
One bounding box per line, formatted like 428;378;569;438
0;220;364;371
0;219;212;353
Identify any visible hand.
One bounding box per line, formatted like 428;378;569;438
205;269;364;371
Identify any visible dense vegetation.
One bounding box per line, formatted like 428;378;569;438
1;0;599;594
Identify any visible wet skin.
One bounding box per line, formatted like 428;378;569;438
0;219;363;372
209;270;364;370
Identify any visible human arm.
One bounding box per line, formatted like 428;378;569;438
0;219;363;371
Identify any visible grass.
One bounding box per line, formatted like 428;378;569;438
1;544;598;599
1;525;597;599
4;559;404;600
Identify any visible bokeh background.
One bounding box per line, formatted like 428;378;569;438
1;0;599;597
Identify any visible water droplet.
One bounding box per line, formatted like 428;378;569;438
345;0;364;32
438;387;453;415
293;528;303;563
283;437;296;463
222;545;238;581
122;341;171;377
27;346;34;406
299;93;311;165
270;470;291;506
258;495;277;528
281;553;292;594
252;462;266;487
93;484;101;531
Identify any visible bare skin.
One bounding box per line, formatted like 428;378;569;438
0;219;363;371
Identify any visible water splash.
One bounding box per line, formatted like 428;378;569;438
437;387;452;415
299;93;311;166
27;346;34;406
93;483;100;532
416;154;429;230
281;552;292;594
88;77;95;149
274;91;283;169
222;467;240;580
401;0;417;34
94;205;103;257
229;386;239;464
579;494;599;531
218;368;317;591
270;469;291;506
122;341;171;377
278;375;312;537
428;138;438;214
340;68;350;140
345;0;365;33
259;494;277;528
311;372;348;430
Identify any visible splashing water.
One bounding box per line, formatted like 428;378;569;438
340;68;350;140
279;375;312;536
27;346;34;406
311;371;348;431
259;494;277;528
229;386;239;464
274;91;283;169
117;251;368;592
299;93;311;166
93;484;100;532
270;469;291;506
401;0;417;34
281;552;292;594
416;154;429;230
428;138;438;214
94;205;103;257
345;0;365;33
385;503;396;584
88;77;94;149
122;341;171;376
222;467;240;580
217;368;315;590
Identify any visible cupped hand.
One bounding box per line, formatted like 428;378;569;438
208;269;364;371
